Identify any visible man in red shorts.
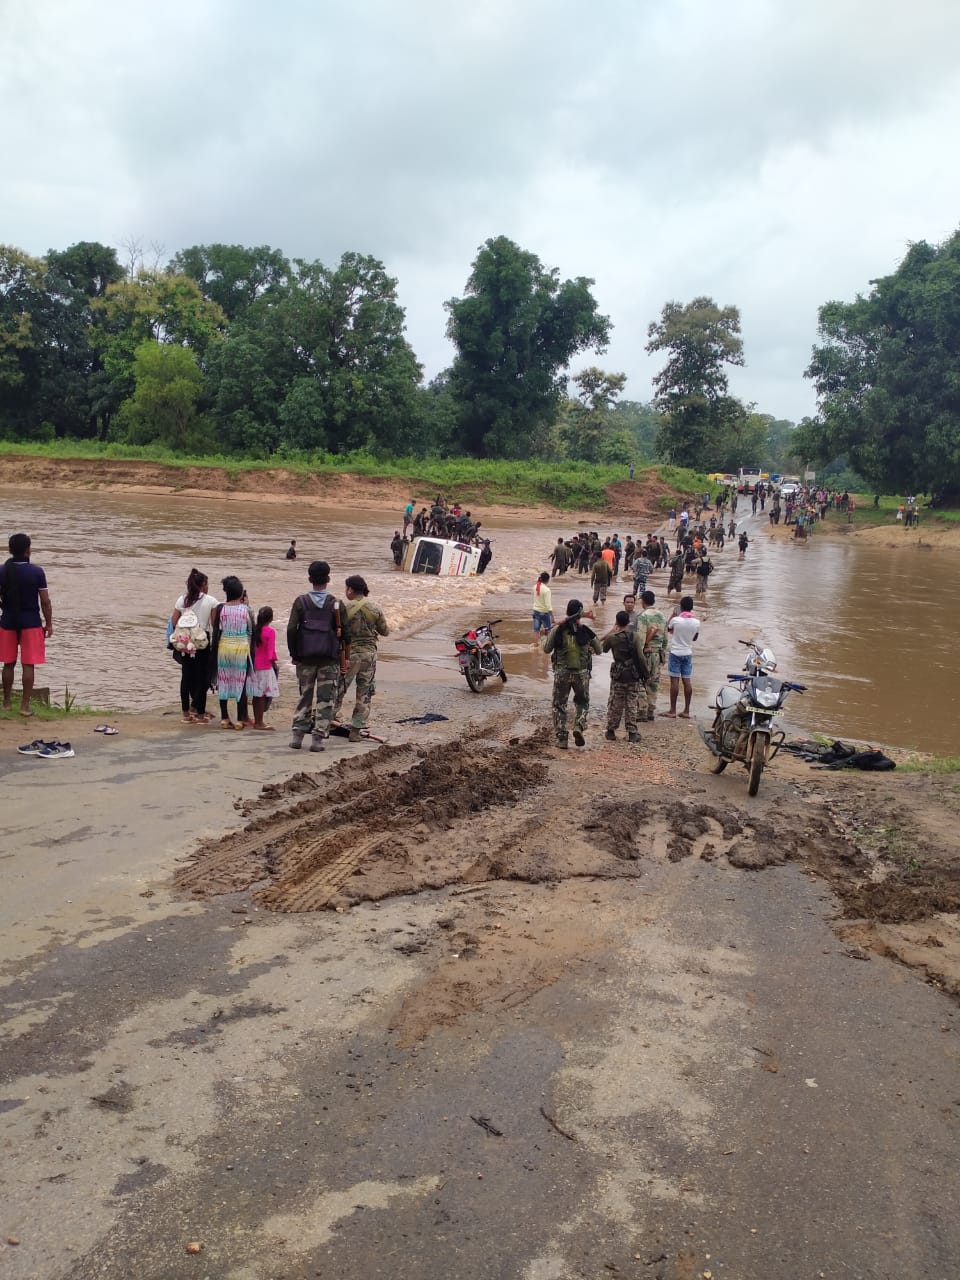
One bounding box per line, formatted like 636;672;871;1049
1;533;53;717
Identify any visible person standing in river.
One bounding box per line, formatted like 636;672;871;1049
1;533;53;718
532;572;554;639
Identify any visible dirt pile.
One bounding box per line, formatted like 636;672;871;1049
175;716;960;1000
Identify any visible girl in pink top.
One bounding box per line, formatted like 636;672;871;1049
247;606;280;730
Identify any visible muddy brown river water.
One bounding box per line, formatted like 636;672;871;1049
2;487;956;753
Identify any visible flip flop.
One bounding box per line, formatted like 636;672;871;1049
102;726;119;735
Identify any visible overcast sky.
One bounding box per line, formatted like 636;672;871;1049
5;0;960;421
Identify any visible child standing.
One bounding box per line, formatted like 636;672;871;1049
247;606;280;730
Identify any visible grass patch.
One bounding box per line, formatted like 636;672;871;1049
0;439;713;511
897;756;960;775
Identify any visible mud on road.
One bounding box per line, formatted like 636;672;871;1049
175;716;960;1004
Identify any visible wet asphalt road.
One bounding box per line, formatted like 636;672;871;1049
2;715;959;1280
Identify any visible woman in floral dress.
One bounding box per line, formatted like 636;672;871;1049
211;576;253;730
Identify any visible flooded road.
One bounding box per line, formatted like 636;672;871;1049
1;487;955;753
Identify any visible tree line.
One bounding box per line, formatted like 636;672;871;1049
11;227;950;492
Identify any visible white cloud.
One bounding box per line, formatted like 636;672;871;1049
4;0;960;420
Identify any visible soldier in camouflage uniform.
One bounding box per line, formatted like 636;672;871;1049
541;599;602;749
334;575;389;742
637;589;668;721
286;560;347;752
601;611;650;742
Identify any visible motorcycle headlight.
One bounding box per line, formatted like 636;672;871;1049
755;688;780;708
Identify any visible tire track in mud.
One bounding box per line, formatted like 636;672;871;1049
175;734;551;911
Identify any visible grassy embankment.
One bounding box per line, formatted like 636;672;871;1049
0;439;711;511
833;493;960;530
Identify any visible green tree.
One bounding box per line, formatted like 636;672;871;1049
117;340;214;452
92;272;226;414
609;399;665;460
206;252;422;455
561;367;627;462
646;297;744;469
800;231;960;500
0;247;44;417
169;243;291;322
445;236;611;458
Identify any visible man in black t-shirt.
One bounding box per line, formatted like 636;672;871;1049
1;533;53;718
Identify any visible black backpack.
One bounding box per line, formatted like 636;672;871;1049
297;594;340;662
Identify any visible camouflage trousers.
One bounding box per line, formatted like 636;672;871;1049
606;680;646;735
643;652;662;719
553;670;590;743
293;660;340;737
334;649;377;729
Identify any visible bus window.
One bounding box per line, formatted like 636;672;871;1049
412;540;443;574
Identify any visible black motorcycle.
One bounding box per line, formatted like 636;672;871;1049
455;620;508;693
700;641;806;795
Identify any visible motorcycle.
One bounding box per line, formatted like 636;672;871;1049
455;620;508;693
700;640;806;795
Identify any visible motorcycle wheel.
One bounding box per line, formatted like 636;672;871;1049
747;737;767;796
465;666;484;693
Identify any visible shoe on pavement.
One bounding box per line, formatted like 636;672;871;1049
573;729;585;747
628;732;642;743
38;741;75;759
604;730;617;741
348;726;362;743
290;731;305;750
556;740;569;750
18;738;56;756
309;736;326;752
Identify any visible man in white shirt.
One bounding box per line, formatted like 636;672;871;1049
662;595;699;719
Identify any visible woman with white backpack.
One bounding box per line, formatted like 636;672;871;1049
171;568;219;723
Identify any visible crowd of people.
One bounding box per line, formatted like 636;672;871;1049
168;560;389;750
389;496;492;571
535;517;711;748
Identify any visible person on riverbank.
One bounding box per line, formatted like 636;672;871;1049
637;589;667;721
287;560;347;752
602;611;649;743
211;576;253;730
333;575;389;742
533;572;554;638
542;600;601;749
172;568;218;724
662;596;699;720
247;606;280;731
1;533;53;719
